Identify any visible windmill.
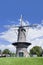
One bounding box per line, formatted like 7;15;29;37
12;15;37;57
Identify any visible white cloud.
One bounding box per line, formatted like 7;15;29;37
26;25;43;41
0;44;16;53
0;27;18;43
0;21;43;52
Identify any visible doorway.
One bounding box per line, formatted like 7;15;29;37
19;52;24;57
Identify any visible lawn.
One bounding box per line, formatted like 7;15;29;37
0;57;43;65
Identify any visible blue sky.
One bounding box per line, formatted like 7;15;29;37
0;0;43;52
0;0;43;32
0;0;43;26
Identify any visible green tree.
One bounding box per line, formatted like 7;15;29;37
30;46;42;57
2;49;10;54
10;52;16;57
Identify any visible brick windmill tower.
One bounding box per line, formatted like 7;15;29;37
12;15;36;57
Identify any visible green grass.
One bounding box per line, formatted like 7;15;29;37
0;57;43;65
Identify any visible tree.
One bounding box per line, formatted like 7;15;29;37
10;52;16;57
30;46;42;57
2;49;11;54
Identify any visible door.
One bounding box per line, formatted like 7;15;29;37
19;52;24;57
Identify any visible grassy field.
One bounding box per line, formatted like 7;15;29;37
0;57;43;65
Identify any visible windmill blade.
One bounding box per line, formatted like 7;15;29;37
21;24;38;28
29;24;38;27
3;25;20;30
3;24;38;30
